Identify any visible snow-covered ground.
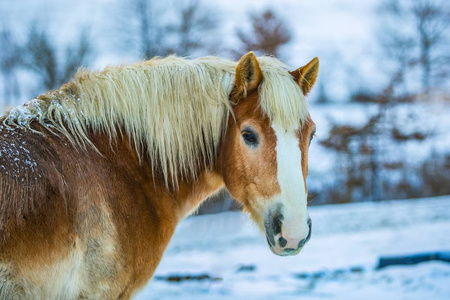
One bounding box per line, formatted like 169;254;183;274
135;196;450;299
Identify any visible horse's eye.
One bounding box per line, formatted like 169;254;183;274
242;129;259;146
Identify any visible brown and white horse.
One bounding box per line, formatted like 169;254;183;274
0;52;318;299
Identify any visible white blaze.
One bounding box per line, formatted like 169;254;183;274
272;122;309;241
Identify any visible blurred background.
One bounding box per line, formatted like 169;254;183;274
1;0;449;299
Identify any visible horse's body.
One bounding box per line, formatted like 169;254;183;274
0;122;220;298
0;53;318;299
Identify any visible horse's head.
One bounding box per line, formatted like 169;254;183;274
220;52;318;256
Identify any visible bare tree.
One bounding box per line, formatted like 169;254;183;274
320;74;428;203
134;0;166;58
234;9;292;59
116;0;220;59
166;0;218;57
413;0;450;91
116;0;169;59
21;24;93;91
378;0;450;94
321;0;450;204
0;26;21;105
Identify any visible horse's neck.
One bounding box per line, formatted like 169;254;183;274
91;131;225;221
175;169;225;219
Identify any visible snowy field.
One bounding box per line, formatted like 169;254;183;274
135;196;450;299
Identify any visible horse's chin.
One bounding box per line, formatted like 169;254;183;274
270;247;302;256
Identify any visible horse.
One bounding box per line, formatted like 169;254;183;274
0;52;318;299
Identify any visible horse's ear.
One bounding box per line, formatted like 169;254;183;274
289;57;319;96
235;52;263;97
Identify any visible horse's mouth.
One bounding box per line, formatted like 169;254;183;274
264;216;312;256
265;234;303;256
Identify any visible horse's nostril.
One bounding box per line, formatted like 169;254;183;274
297;220;312;249
278;236;287;247
307;219;312;237
272;215;282;235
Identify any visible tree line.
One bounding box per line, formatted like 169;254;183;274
0;1;292;105
312;0;450;204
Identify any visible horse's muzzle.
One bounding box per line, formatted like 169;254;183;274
265;208;312;256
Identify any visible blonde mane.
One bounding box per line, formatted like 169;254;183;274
4;56;308;187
